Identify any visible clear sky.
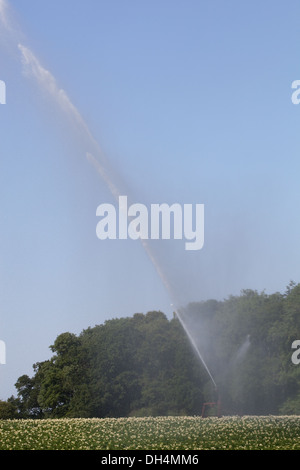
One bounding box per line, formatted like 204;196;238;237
0;0;300;399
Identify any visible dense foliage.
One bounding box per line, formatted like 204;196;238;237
2;282;300;418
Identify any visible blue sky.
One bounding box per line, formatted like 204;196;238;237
0;0;300;398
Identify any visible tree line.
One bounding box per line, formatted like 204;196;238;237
1;281;300;418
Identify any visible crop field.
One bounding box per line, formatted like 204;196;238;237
0;416;300;450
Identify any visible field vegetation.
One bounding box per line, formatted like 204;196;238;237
0;416;300;450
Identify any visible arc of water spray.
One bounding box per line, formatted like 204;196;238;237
174;309;217;390
17;42;175;305
0;0;217;391
0;0;11;32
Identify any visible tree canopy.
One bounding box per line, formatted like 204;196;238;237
2;282;300;419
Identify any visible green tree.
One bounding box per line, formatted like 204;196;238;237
10;286;300;418
0;399;18;419
37;332;89;417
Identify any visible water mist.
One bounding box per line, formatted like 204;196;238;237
0;0;218;407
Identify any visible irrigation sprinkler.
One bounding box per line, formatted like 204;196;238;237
201;392;221;418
